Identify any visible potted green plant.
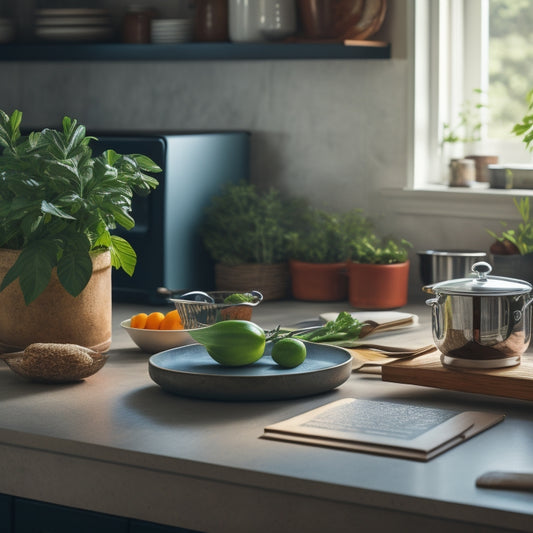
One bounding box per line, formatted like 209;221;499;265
487;196;533;283
485;90;533;282
441;88;498;185
0;110;160;352
347;234;412;309
287;206;372;301
200;181;292;300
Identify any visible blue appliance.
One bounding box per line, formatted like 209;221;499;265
90;132;250;304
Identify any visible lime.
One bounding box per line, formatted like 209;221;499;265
271;338;307;368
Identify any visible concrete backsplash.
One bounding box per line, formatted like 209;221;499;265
0;58;408;215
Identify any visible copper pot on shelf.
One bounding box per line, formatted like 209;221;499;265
194;0;228;42
297;0;386;40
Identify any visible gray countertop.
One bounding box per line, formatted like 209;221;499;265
0;300;532;533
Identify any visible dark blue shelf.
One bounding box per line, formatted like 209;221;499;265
0;42;391;61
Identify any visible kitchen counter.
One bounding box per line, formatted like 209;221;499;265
1;300;533;532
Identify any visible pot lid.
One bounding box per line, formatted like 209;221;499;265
429;261;532;296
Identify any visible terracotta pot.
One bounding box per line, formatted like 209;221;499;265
289;259;347;301
215;262;290;301
0;249;112;352
297;0;336;38
347;260;410;309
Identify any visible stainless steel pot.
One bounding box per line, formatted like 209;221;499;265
418;250;487;285
425;261;533;369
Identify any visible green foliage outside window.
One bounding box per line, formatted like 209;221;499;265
488;0;533;139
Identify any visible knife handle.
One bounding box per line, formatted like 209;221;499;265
476;471;533;492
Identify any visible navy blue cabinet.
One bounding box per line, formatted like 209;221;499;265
14;499;128;533
0;493;13;531
0;494;200;533
130;520;200;533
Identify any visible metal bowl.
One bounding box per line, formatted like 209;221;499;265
418;250;487;285
171;290;263;329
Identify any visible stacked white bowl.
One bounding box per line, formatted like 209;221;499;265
151;18;193;43
34;8;114;42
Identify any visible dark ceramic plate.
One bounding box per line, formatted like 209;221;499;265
148;342;352;401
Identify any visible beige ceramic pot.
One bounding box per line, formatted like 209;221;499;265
215;262;290;301
0;249;112;353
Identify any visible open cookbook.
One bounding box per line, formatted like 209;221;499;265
262;398;504;461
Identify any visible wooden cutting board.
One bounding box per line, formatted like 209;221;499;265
381;353;533;402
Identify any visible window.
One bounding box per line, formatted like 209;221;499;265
412;0;533;189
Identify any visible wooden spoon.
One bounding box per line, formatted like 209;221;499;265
358;316;415;339
350;344;437;371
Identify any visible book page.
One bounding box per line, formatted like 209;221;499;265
263;398;504;460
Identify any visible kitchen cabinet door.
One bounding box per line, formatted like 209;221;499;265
14;498;128;533
130;519;201;533
0;493;13;532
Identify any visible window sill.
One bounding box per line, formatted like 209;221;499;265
379;185;533;220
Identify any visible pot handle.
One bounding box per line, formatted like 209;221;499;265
425;297;439;307
517;296;533;320
509;296;533;325
425;296;443;339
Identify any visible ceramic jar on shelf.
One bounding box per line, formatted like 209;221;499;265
259;0;297;40
194;0;228;42
122;5;153;43
228;0;297;42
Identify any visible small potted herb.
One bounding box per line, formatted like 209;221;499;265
441;89;498;185
0;110;160;351
287;206;372;301
347;234;412;309
200;181;292;300
487;196;533;283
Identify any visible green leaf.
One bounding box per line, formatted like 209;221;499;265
57;249;93;297
0;257;22;292
131;154;163;173
9;109;22;142
41;200;76;220
106;204;135;231
93;230;112;249
62;115;72;133
1;240;58;304
65;124;87;156
103;149;120;166
109;235;136;275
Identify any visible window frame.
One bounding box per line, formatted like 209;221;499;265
409;0;533;191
